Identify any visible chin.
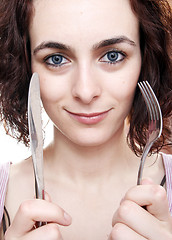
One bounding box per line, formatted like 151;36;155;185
66;130;115;148
54;121;123;147
73;139;106;148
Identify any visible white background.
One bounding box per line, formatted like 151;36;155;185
0;111;53;164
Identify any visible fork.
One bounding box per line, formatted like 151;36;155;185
137;81;163;185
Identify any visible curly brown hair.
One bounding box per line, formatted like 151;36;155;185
128;0;172;155
0;0;32;145
0;0;171;155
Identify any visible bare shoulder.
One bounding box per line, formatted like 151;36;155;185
8;156;34;193
9;157;33;179
5;157;35;221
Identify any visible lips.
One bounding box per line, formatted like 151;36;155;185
65;109;111;125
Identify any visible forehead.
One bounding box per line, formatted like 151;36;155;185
30;0;139;47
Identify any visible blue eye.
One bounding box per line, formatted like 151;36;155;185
45;54;69;67
100;50;125;64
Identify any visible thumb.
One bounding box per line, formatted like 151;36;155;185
141;178;170;221
44;191;52;202
34;191;52;202
141;178;154;185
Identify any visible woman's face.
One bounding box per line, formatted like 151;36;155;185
29;0;142;146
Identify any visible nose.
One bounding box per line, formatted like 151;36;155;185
72;64;102;104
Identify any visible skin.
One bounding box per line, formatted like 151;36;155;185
3;0;172;239
30;0;141;148
169;0;172;7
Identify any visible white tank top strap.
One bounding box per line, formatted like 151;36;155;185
0;162;10;224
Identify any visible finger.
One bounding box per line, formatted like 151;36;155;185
23;223;63;240
8;199;72;237
5;223;63;240
109;223;147;240
123;183;170;221
112;199;165;239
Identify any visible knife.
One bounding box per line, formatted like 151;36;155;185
28;73;44;202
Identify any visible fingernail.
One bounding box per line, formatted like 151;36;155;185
141;178;154;185
44;191;52;202
64;212;72;223
120;197;125;205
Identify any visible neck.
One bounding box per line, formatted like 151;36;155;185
44;124;139;185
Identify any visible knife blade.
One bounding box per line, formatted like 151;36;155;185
28;73;44;201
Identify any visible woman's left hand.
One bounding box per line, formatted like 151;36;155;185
108;179;172;240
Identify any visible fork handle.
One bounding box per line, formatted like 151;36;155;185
137;142;153;185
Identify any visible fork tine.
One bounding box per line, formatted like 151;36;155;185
137;81;163;185
144;81;163;137
145;82;158;118
138;82;154;121
142;82;156;121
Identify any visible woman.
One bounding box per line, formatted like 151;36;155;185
0;0;172;239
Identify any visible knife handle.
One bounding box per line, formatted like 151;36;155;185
35;188;47;227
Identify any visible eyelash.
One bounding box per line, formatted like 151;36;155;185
44;50;126;68
44;54;69;67
99;50;126;65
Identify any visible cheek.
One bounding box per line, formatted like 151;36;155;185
39;76;68;103
107;76;139;104
108;58;141;102
31;62;69;104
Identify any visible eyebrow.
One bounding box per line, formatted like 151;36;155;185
92;36;136;50
33;36;136;55
33;42;72;55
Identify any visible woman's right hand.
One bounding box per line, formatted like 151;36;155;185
4;194;72;240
